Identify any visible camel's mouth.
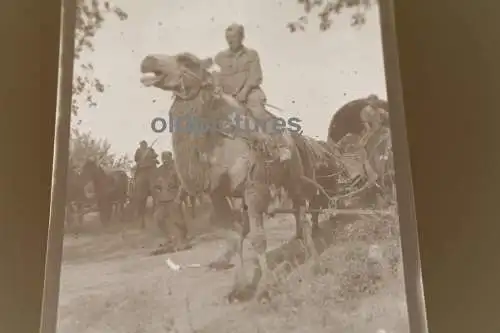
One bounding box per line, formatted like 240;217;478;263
140;68;181;91
140;71;164;87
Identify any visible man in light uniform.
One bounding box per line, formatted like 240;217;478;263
358;94;389;184
360;94;388;144
153;151;188;250
214;24;268;122
213;23;291;161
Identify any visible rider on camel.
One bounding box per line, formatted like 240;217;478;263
213;23;291;161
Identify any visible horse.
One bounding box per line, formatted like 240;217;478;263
65;164;86;227
80;159;129;225
139;52;337;302
306;140;347;227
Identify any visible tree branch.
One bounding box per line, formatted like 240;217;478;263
288;0;377;32
72;0;128;115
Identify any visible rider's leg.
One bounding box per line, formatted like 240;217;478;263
245;90;292;161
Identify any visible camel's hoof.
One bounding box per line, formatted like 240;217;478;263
293;234;304;241
174;242;193;252
208;261;235;271
256;289;271;304
227;285;255;303
150;246;174;256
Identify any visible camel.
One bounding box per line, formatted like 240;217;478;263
139;52;335;301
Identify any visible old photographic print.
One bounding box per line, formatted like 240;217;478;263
57;0;411;332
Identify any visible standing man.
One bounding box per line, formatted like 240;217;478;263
359;94;389;148
152;150;189;251
132;140;159;226
159;151;174;170
358;95;390;184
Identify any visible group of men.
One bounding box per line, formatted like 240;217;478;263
133;140;184;240
133;140;179;202
133;140;177;187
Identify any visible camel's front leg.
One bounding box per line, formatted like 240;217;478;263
229;181;272;302
207;194;240;270
187;195;196;218
227;201;251;302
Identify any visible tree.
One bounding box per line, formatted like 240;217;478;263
72;0;127;115
71;0;374;115
288;0;377;32
69;128;133;172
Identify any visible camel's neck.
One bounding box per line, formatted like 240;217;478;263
170;90;243;124
169;89;242;194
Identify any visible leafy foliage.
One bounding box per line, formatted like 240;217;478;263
69;128;132;172
288;0;377;32
72;0;128;115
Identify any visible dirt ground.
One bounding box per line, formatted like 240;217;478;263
57;205;410;333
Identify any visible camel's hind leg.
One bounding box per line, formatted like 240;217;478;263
308;193;323;234
227;200;251;302
291;196;306;240
188;195;196;219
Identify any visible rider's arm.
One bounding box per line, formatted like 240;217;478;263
241;49;263;94
212;52;226;93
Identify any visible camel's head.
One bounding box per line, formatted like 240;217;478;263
140;53;214;97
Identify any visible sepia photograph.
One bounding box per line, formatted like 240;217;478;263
56;0;413;332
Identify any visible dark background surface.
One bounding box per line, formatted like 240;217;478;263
1;0;500;332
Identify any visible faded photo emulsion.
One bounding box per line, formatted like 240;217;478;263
53;1;416;332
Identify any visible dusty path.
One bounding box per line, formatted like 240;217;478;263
57;211;297;333
57;209;409;333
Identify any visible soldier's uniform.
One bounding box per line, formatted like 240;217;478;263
214;47;269;122
134;146;158;172
214;47;292;161
130;144;159;220
357;98;389;184
153;156;186;244
338;133;366;184
360;99;388;148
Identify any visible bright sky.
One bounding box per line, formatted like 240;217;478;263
73;0;387;157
